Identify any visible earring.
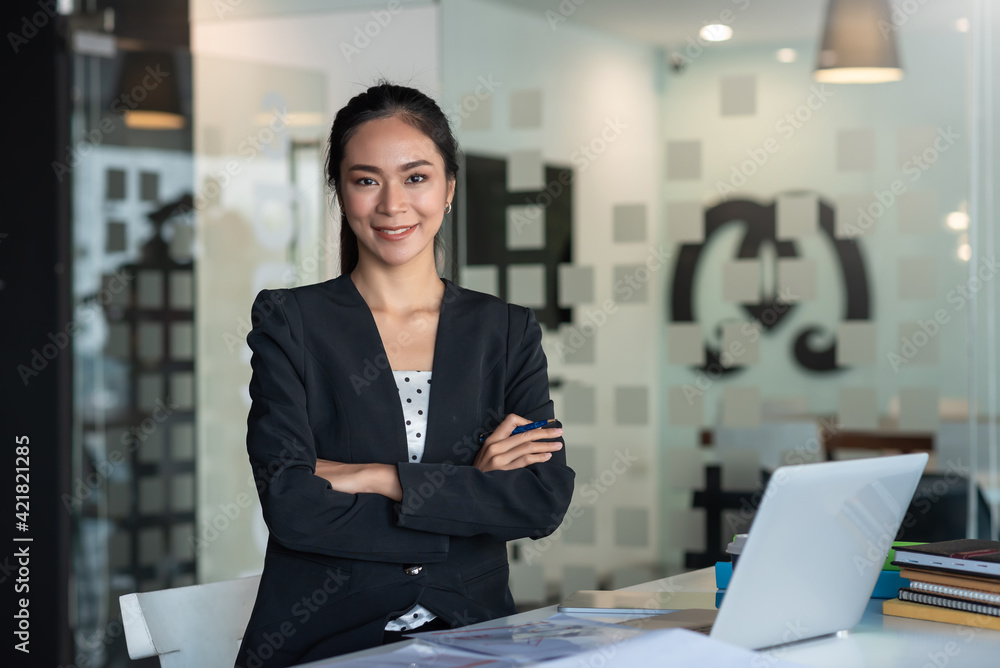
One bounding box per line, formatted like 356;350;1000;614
444;201;452;214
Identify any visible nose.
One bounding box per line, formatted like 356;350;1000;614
377;179;408;216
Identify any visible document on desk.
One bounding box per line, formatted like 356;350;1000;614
314;640;520;666
542;627;813;668
405;613;644;663
314;618;812;667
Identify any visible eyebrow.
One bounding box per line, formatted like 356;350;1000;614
347;160;433;174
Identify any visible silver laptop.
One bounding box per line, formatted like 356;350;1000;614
710;452;928;649
559;453;928;649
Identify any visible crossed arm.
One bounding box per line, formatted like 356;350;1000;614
246;288;575;559
313;414;565;500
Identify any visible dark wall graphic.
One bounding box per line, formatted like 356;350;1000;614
460;153;573;331
669;195;871;375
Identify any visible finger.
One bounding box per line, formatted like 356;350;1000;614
483;428;562;460
485;413;532;444
503;427;564;449
492;441;562;469
505;412;533;427
502;451;555;471
482;416;526;448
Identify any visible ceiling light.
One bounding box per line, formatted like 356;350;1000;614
700;24;733;42
957;233;971;263
113;49;185;130
777;48;797;63
814;0;903;84
946;211;969;231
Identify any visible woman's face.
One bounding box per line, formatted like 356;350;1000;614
340;115;455;270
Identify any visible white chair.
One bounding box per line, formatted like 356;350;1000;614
119;574;260;667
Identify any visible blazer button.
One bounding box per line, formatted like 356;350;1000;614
404;565;423;576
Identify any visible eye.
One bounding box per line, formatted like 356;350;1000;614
406;173;428;184
356;177;377;186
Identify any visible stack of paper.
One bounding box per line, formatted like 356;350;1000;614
311;613;812;667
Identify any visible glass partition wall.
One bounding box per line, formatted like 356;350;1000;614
63;3;1000;664
67;25;196;666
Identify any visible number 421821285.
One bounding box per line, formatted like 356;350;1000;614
15;435;29;525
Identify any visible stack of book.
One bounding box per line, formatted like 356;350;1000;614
884;539;1000;631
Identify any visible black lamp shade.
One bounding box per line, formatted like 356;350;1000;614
113;50;185;129
815;0;904;83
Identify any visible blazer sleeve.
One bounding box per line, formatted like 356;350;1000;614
245;289;449;562
394;304;576;541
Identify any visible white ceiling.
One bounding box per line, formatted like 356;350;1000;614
189;0;973;43
482;0;971;47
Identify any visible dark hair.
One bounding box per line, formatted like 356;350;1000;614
325;81;459;275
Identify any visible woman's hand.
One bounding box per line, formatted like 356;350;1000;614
473;413;563;473
314;460;402;501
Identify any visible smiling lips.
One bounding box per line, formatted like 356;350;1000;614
374;224;417;241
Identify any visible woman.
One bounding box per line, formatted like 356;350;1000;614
234;82;575;667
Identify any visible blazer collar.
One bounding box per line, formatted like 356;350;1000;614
328;273;471;463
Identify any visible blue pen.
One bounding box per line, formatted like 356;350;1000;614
479;418;557;444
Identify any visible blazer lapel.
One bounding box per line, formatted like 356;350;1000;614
330;274;476;465
424;278;467;463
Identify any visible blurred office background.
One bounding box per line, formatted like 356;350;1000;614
7;0;1000;665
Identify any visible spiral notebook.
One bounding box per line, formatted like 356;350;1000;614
906;579;1000;606
897;588;1000;617
883;598;1000;632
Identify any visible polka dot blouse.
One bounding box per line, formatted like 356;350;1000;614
384;369;437;633
392;370;432;464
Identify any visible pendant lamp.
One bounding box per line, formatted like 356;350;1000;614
815;0;904;83
113;49;185;129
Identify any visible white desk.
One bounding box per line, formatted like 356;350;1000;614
299;568;1000;667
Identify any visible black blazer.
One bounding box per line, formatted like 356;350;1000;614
235;274;575;667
